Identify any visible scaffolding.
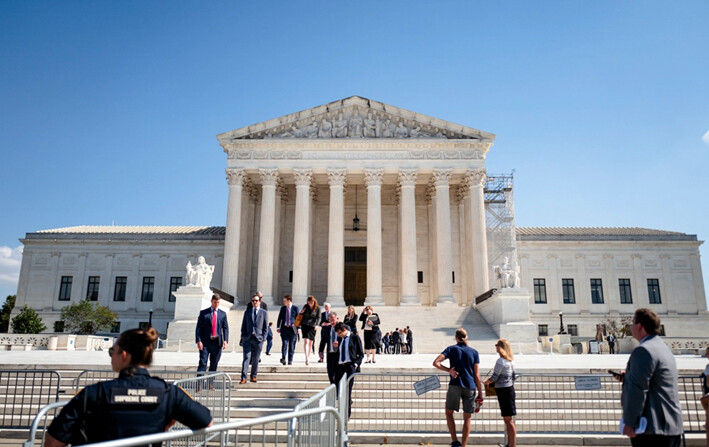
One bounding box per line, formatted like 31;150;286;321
485;172;517;288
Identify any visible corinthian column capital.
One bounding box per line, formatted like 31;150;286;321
464;169;487;187
259;168;280;186
364;168;384;187
293;168;313;187
327;168;347;186
398;169;418;187
225;168;246;186
432;168;453;187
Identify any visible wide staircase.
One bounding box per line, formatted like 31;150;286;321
3;363;707;446
218;305;502;355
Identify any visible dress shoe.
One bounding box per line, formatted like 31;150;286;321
280;358;286;365
318;359;324;363
239;379;247;384
250;377;258;383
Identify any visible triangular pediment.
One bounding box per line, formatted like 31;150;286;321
217;96;495;142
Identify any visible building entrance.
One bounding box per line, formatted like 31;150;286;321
344;247;367;307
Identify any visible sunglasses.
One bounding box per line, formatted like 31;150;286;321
251;300;259;303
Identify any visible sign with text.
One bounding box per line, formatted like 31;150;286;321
574;376;602;391
413;375;441;395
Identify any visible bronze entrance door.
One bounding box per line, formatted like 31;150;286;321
344;247;366;307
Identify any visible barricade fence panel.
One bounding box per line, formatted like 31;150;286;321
293;383;339;447
0;370;61;429
30;407;343;447
345;372;706;434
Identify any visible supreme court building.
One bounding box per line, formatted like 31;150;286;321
11;96;709;343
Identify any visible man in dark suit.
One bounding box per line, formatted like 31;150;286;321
324;312;340;384
240;294;268;384
195;294;229;375
276;294;299;365
334;321;363;418
318;302;332;363
619;308;682;447
407;326;413;354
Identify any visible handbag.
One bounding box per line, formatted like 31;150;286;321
485;381;497;397
294;314;303;328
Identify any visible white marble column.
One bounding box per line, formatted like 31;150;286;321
327;169;346;307
398;169;419;305
433;169;455;304
465;169;490;299
222;168;246;299
291;169;313;301
256;168;279;306
365;168;384;305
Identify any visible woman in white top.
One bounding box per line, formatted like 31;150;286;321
484;338;517;447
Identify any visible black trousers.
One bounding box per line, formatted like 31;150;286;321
335;362;357;417
326;352;339;385
630;434;681;447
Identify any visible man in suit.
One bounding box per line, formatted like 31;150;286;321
607;333;616;354
407;326;414;354
276;294;299;365
333;321;363;418
239;294;268;384
195;294;229;376
619;308;682;447
318;302;332;363
324;312;340;384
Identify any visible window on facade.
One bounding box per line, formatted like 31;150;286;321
113;277;127;302
590;279;604;304
659;324;666;336
87;276;100;301
619;279;632;304
568;324;578;336
58;276;72;301
538;324;549;337
141;277;155;302
54;320;65;333
169;277;182;302
417;271;424;284
647;279;662;304
111;321;121;333
452;271;455;284
562;279;575;304
533;278;547;304
138;321;150;330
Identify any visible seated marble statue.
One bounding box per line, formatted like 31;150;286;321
494;257;513;288
333;113;347;138
363;113;377;137
348;113;363;137
394;121;409;138
318;119;332;138
186;256;215;291
305;120;318;138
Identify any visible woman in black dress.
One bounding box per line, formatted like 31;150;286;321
343;305;359;335
299;295;319;365
359;305;381;363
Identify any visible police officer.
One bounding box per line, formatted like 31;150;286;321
44;327;212;447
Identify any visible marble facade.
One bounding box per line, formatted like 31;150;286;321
9;96;709;342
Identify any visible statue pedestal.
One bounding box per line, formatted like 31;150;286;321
476;287;539;353
166;286;233;351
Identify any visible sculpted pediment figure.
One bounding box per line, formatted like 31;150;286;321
217;95;495;143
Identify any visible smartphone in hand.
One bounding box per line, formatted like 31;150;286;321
608;369;624;380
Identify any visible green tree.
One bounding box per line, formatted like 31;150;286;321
601;314;633;338
60;298;117;335
0;295;16;333
11;305;47;334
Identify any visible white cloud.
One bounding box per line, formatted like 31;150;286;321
703;130;709;145
0;245;23;287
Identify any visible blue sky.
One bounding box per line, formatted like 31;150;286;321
1;1;708;304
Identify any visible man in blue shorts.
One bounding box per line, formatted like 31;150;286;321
433;328;482;447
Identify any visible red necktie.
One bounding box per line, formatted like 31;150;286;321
211;309;217;337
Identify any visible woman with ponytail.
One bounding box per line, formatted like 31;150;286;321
45;327;212;447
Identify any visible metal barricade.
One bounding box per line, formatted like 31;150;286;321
290;383;339;447
170;372;232;447
72;407;343;447
0;370;61;429
345;372;707;435
75;369;203;391
24;400;69;447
